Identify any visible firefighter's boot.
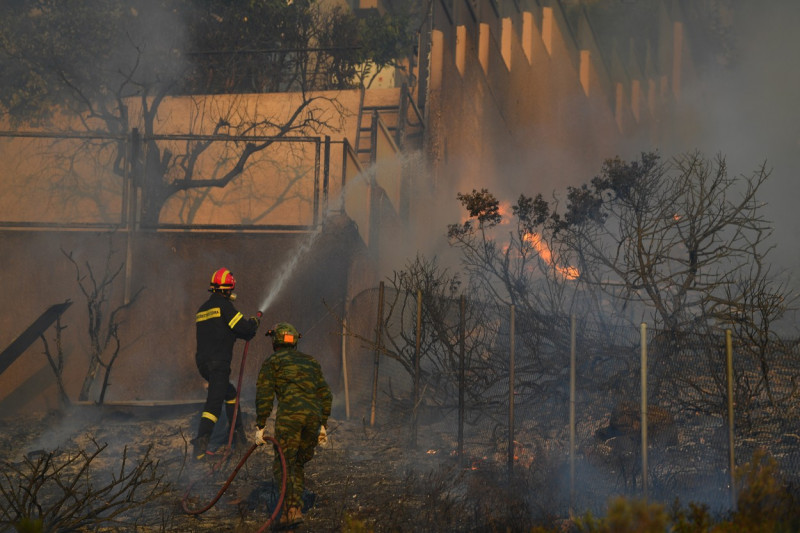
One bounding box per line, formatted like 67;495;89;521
190;434;210;461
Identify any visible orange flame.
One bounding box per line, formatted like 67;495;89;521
523;232;579;280
461;200;578;280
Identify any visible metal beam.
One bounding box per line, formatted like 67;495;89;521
0;301;73;376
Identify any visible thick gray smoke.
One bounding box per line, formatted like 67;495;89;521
670;2;800;274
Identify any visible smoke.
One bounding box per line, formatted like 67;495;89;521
669;2;800;274
416;1;800;303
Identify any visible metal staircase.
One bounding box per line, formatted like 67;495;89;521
354;83;424;165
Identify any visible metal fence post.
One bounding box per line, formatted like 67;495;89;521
458;295;465;466
342;317;350;420
569;314;576;515
726;329;736;509
412;289;422;448
323;135;331;215
370;281;385;426
640;322;649;500
313;136;320;225
508;304;516;480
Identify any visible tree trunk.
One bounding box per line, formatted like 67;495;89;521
79;357;100;402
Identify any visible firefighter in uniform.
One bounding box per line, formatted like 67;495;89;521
254;322;332;528
191;268;260;460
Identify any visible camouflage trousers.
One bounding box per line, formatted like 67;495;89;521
272;411;321;509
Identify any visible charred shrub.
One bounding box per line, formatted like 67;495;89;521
0;438;170;532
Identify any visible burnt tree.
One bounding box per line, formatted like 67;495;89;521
62;237;143;403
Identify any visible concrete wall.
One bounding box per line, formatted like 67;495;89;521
419;0;693;225
0;215;369;417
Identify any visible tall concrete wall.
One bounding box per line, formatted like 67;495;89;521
419;0;693;227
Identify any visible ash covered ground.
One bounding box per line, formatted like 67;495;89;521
1;403;543;532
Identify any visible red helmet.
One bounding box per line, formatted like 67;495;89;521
209;268;236;291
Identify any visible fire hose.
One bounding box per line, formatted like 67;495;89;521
181;311;288;531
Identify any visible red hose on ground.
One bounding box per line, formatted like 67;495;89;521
181;439;288;528
182;311;289;529
255;437;288;532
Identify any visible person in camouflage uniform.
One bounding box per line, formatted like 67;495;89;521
254;322;332;528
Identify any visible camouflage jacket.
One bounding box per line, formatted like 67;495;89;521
255;346;332;428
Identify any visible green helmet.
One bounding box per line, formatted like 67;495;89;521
268;322;300;347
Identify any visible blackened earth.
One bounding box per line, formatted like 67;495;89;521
1;403;546;532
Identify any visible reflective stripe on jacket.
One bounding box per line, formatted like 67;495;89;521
195;292;257;362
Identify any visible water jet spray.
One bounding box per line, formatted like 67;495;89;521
258;229;323;314
257;150;424;315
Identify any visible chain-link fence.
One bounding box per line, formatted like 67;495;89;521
341;283;800;516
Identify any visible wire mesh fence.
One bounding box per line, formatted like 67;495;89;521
341;284;800;516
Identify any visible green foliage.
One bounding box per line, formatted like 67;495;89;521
713;448;800;532
317;6;364;89
459;188;501;223
184;0;411;92
574;449;800;533
184;0;315;92
356;8;415;83
577;497;670;533
447;188;502;239
668;500;714;533
342;511;373;532
512;192;550;233
0;1;144;125
0;0;418;122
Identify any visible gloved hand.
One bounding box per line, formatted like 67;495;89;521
317;425;328;446
250;316;260;328
254;426;267;446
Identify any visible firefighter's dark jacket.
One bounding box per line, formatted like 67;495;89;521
195;292;258;362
